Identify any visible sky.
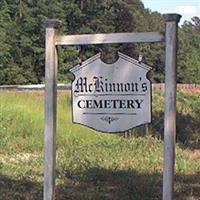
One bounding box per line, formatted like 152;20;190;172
141;0;200;24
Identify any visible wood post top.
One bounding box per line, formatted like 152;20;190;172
44;19;62;29
163;14;182;23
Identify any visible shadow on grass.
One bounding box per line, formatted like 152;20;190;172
57;168;162;200
174;172;200;200
0;170;199;200
151;110;200;150
58;168;200;200
176;112;200;149
0;174;43;199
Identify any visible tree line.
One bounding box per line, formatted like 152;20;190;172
0;0;200;85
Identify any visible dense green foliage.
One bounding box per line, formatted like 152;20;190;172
0;0;200;84
0;91;200;199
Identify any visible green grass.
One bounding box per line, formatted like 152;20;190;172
0;91;200;199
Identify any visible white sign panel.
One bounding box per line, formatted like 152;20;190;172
70;52;152;133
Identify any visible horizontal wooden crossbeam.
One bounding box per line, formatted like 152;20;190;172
55;32;164;45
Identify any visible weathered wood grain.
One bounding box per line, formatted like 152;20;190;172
163;14;181;200
55;32;164;45
44;20;61;200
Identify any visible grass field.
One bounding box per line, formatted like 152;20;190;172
0;90;200;200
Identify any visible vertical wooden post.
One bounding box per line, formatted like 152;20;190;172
44;19;61;200
163;14;181;200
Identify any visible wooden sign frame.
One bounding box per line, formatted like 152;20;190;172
44;13;181;200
